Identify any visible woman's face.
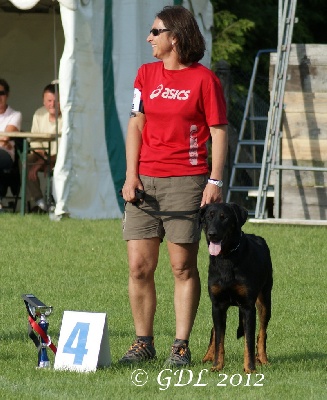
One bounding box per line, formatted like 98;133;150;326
147;17;174;61
0;85;8;112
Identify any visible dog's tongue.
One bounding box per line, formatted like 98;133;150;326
209;241;222;256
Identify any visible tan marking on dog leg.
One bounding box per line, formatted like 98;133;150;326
202;327;215;362
244;335;256;373
256;293;269;364
217;335;225;370
211;331;225;371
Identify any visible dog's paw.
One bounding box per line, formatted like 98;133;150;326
244;369;257;374
256;354;269;365
244;367;256;374
202;354;214;363
210;363;224;372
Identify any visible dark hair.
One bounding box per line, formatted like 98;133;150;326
156;5;206;64
43;83;59;95
0;78;10;94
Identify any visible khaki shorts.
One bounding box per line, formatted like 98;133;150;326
122;174;207;243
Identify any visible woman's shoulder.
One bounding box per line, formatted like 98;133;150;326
191;63;223;90
139;61;162;73
135;62;163;85
191;62;217;77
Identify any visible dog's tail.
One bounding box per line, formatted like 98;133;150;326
237;309;244;339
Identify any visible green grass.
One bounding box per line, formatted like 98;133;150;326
0;215;326;399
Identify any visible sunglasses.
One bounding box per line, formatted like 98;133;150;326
149;28;170;36
0;90;7;96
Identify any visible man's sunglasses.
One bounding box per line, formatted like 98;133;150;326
0;90;7;96
149;28;170;36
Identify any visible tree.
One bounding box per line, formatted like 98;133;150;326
211;0;327;71
211;10;254;69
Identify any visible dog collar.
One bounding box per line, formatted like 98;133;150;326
230;242;241;253
227;233;243;254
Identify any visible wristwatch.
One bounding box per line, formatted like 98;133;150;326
208;178;223;188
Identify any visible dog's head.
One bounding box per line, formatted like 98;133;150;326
199;202;248;256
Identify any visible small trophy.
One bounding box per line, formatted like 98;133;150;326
22;294;57;368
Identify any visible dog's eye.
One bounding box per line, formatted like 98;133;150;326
220;213;226;221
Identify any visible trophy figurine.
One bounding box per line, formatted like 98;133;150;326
22;294;57;368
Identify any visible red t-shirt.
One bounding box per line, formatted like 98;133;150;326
133;61;228;177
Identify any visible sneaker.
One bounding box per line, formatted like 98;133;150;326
165;341;191;367
119;339;156;364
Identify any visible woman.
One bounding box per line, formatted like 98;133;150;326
0;78;22;204
120;5;228;366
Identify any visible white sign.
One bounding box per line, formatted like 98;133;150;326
54;311;111;372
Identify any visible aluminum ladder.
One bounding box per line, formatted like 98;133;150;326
226;49;276;216
255;0;298;218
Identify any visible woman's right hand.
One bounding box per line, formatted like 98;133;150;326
121;177;144;203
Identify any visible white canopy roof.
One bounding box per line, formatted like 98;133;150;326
8;0;76;10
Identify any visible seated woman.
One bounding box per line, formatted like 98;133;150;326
0;78;22;206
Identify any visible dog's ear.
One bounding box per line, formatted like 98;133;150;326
198;205;208;228
229;203;248;227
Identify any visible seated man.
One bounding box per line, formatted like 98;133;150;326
0;78;22;209
27;83;62;213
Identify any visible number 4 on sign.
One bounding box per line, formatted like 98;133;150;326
62;322;89;365
54;311;111;372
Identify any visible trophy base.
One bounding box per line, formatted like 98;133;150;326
38;361;51;368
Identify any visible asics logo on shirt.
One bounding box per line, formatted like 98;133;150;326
150;84;190;100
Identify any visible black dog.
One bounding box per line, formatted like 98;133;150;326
200;202;273;373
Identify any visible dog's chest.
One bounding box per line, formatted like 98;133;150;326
208;257;247;304
209;257;235;285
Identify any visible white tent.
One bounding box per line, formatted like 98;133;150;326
2;0;213;219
